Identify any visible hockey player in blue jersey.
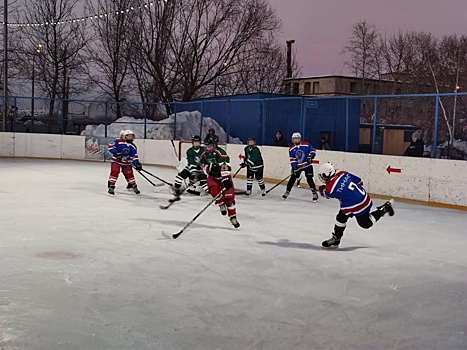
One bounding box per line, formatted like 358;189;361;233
317;162;394;248
282;132;319;202
107;130;143;195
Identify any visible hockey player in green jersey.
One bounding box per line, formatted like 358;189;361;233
200;138;240;228
240;137;266;196
171;135;207;199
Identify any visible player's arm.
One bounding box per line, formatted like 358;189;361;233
289;147;298;170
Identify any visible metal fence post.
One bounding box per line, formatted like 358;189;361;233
371;96;378;154
433;95;440;158
60;99;65;135
173;102;177;140
104;101;108;137
261;99;266;145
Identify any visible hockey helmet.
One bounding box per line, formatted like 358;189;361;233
123;130;135;142
192;135;201;142
204;136;216;147
317;162;336;183
247;137;256;145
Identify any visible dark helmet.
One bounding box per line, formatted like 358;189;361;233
204;137;216;146
208;128;215;134
248;137;256;142
192;135;201;142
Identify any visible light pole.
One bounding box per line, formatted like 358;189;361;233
3;0;8;131
31;44;42;132
451;51;461;152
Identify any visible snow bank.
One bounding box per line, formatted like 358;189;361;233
80;111;242;143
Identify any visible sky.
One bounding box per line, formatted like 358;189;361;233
1;158;467;349
267;0;467;76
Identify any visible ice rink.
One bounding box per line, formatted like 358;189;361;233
1;158;467;350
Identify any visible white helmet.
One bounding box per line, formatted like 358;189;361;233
120;130;126;138
292;132;301;139
317;162;336;183
122;130;135;141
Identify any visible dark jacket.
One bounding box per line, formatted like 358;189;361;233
273;137;288;147
404;139;424;157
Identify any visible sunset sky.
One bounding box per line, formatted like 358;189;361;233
267;0;467;76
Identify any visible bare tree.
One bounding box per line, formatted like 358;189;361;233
342;20;379;93
128;0;282;104
84;0;135;119
18;0;89;128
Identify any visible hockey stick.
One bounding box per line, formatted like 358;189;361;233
136;169;158;187
162;188;226;239
139;169;173;186
265;163;313;195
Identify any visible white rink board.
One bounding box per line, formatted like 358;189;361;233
61;135;85;159
0;132;14;157
1;133;467;208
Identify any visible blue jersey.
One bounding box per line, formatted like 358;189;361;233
288;142;316;170
323;171;372;217
108;138;140;166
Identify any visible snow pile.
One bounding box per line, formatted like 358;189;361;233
80;111;242;143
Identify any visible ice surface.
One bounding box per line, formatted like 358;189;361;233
1;159;467;350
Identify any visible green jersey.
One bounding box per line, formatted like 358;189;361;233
244;145;264;172
186;146;205;172
200;147;231;178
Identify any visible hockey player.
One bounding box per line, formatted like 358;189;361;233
317;162;394;248
107;130;142;195
200;138;240;228
283;132;319;201
171;135;208;199
240;137;266;196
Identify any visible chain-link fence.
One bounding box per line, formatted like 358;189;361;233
2;92;466;159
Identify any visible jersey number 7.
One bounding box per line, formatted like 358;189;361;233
348;182;366;195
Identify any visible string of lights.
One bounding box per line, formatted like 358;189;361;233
1;1;164;27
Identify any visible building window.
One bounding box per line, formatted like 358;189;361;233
350;82;356;94
284;83;291;94
292;83;299;94
312;82;319;94
304;82;311;94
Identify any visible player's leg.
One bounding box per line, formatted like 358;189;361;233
172;168;191;196
207;176;227;215
107;163;121;194
357;199;395;229
223;179;240;228
246;168;254;195
304;166;318;201
255;169;266;196
283;170;299;199
122;165;139;194
322;210;348;248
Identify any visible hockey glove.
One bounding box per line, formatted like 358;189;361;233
115;152;123;160
134;163;143;171
318;185;326;197
239;162;247;168
221;177;232;190
208;163;221;177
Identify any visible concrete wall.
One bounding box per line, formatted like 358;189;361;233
1;133;466;208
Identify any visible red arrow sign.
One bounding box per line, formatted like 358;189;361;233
386;166;401;174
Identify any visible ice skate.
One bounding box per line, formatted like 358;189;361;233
219;203;227;216
168;194;181;203
377;199;394;216
133;186;141;194
322;233;340;248
126;183;132;190
108;186;115;195
261;188;266;196
230;216;240;228
245;190;252;196
311;189;319;202
282;190;290;199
